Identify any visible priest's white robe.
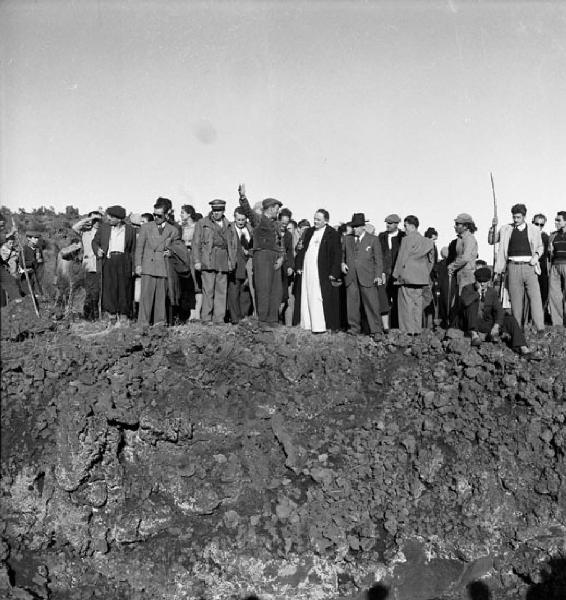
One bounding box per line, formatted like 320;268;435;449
301;226;326;332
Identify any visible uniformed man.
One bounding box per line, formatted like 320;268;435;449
238;185;284;329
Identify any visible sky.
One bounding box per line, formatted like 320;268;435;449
1;0;565;260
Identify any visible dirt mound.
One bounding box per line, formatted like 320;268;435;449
1;312;565;599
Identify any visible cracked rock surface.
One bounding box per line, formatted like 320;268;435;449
1;302;565;599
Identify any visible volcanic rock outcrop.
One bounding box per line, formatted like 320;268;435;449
1;302;565;599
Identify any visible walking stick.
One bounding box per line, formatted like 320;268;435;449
16;232;40;317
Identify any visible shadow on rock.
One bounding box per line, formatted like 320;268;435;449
467;580;491;599
366;583;389;599
526;558;566;600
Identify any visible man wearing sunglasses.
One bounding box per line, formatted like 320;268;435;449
548;211;566;326
489;203;545;332
135;199;180;326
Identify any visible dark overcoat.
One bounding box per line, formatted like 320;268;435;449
301;225;343;330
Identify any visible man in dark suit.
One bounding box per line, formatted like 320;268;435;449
135;200;181;325
460;267;538;357
378;213;405;330
341;212;385;338
227;208;253;324
92;205;136;323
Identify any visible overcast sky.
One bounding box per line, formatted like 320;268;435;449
1;0;565;259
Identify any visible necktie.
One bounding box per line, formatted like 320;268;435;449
355;236;360;247
158;225;163;234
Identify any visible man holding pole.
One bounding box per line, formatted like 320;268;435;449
488;203;545;332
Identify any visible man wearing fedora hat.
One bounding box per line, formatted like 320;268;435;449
193;199;238;324
92;205;136;323
238;184;285;328
341;213;385;338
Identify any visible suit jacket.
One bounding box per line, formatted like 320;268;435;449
342;232;384;288
489;223;543;274
460;284;504;327
92;223;136;274
135;221;180;277
232;223;253;280
392;231;434;286
378;230;405;276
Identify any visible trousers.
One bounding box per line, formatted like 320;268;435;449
253;250;282;324
201;270;228;323
548;263;566;326
138;275;167;325
507;262;544;330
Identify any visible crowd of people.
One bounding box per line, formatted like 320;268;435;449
1;190;565;358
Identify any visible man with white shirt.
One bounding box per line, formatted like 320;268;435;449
73;211;102;320
378;214;405;330
92;205;136;323
227;208;253;323
488;203;545;332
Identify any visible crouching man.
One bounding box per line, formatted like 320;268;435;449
460;267;539;358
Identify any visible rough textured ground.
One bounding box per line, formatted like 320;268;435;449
1;300;565;600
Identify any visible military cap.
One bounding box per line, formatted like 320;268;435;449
209;199;226;210
262;198;282;210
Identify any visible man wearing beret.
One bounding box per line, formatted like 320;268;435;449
378;213;405;330
92;205;136;323
460;267;538;357
238;184;285;328
193;199;238;324
135;200;181;325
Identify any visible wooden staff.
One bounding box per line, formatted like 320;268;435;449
490;172;497;278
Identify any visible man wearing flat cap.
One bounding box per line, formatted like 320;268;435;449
378;213;405;330
92;205;136;323
341;213;385;339
238;184;285;328
192;199;238;324
459;267;538;358
73;211;103;319
448;213;479;292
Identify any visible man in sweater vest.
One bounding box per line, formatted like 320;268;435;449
488;203;545;332
548;211;566;326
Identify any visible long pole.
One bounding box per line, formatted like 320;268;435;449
490;172;497;278
16;232;40;317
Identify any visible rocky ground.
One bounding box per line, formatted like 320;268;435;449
1;299;565;600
